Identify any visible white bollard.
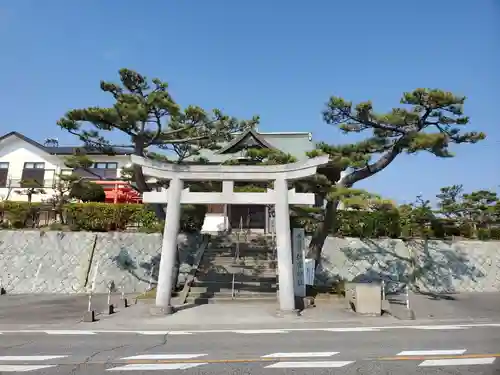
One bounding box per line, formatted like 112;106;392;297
406;284;410;310
87;291;92;312
381;280;385;300
107;284;111;306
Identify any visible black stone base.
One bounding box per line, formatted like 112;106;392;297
0;287;6;295
107;304;114;315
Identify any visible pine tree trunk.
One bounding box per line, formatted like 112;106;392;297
307;198;340;270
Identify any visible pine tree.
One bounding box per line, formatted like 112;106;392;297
57;69;259;217
307;89;486;264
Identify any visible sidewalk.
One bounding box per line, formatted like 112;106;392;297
63;295;498;331
388;291;500;321
1;292;499;332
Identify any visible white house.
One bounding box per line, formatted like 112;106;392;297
0;132;132;203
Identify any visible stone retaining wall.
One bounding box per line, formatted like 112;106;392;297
315;237;500;293
0;231;499;294
0;231;201;294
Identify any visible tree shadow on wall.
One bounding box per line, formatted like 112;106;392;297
337;238;485;298
111;247;162;287
111;235;202;290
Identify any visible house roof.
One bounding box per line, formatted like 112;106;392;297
0;132;131;155
184;130;315;163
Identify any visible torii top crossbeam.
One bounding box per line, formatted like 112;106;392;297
130;155;330;181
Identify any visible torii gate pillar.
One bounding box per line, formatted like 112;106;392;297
131;155;329;314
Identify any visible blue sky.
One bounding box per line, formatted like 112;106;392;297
0;0;498;204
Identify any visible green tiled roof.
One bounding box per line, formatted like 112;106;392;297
184;130;315;163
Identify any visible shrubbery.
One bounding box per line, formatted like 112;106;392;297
0;201;498;240
0;202;207;233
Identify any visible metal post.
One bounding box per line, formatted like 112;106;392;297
87;290;92;312
381;280;385;301
107;284;111;306
406;284;410;310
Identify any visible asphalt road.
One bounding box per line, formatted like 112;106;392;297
0;325;499;374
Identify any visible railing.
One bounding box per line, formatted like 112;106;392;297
231;216;244;299
1;179;58;189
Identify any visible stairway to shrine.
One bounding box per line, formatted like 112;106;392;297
185;233;278;304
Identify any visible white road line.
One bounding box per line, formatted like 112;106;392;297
321;327;381;332
121;354;207;360
135;331;192;335
233;329;288;334
0;364;56;372
397;350;467;356
108;363;207;371
419;358;496;366
1;323;500;335
262;352;339;358
44;330;97;335
265;361;354;368
408;325;468;330
0;356;68;361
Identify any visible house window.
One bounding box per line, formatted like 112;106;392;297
21;162;45;187
90;162;118;179
60;169;73;176
0;162;9;188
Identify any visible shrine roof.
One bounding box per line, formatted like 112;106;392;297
184;129;315;163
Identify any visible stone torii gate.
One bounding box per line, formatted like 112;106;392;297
131;155;329;314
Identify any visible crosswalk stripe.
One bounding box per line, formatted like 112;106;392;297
397;350;466;356
321;328;381;332
108;363;207;371
44;330;96;335
0;364;56;372
262;352;339;358
121;354;207;360
419;358;496;366
409;325;468;330
136;331;193;335
0;355;68;361
232;329;288;334
265;361;354;368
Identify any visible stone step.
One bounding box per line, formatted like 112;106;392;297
196;273;277;282
193;278;277;286
187;290;277;299
202;256;276;262
185;296;277;305
189;284;277;295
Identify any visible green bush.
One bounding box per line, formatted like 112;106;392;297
331;210;401;238
490;227;500;240
0;201;42;228
70;182;106;202
0;201;498;241
64;203;207;232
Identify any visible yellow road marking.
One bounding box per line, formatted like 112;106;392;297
379;353;500;361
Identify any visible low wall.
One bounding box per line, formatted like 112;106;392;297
315;237;500;293
1;231;499;294
0;231;201;294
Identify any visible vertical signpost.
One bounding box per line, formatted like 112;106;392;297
292;228;306;297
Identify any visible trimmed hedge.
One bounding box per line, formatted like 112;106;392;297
0;202;207;233
0;201;498;240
